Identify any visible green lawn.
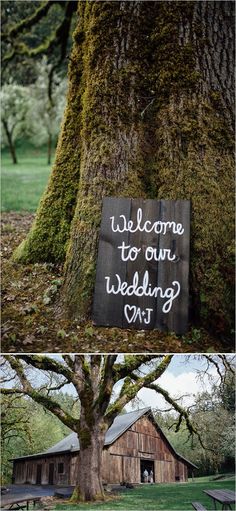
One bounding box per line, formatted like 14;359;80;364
55;478;235;511
1;144;52;212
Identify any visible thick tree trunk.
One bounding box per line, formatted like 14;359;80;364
72;428;106;502
151;1;234;335
70;359;110;502
14;1;234;337
60;1;157;318
2;120;18;164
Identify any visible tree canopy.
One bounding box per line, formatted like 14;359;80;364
154;368;235;476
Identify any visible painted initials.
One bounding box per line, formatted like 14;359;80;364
124;305;153;325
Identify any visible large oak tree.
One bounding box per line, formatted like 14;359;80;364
3;1;234;340
1;354;233;502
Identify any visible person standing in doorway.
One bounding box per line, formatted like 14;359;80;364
143;469;149;483
149;470;154;483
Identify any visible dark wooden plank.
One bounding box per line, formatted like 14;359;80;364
123;199;160;329
155;200;190;335
93;197;131;327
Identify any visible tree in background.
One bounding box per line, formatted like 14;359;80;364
1;354;233;502
1;1;75;85
154;365;235;476
5;1;234;343
1;2;73;165
1;389;79;484
1;82;30;163
28;57;67;164
1;394;32;483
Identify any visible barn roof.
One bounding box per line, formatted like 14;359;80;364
46;407;150;454
11;407;197;468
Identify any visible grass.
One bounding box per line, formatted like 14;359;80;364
1;143;53;212
55;477;235;510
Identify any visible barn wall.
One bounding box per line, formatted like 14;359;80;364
103;416;181;484
13;455;71;485
13;415;191;485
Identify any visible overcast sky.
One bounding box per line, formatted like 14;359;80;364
3;354;228;414
121;355;220;411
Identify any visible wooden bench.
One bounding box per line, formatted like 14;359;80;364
191;502;207;511
2;497;41;510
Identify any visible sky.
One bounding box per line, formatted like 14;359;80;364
121;355;219;412
2;354;228;414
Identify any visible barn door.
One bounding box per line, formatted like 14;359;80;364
36;464;42;485
48;463;54;485
140;460;155;483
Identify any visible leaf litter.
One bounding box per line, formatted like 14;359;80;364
1;213;230;354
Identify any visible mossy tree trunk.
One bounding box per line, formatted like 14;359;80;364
72;423;107;502
14;1;234;337
70;355;112;502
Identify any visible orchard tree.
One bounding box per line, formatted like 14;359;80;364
2;2;235;339
1;354;233;502
28;57;67;164
1;391;78;483
1;82;30;163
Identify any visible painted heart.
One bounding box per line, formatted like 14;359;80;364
124;305;137;324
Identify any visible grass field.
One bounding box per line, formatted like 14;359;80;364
1;144;52;212
55;477;235;510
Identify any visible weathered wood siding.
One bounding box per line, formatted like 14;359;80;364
101;415;188;484
13;415;191;485
13;454;71;485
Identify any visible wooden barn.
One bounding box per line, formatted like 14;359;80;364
11;407;197;486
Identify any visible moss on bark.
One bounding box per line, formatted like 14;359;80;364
13;1;234;338
13;3;86;263
152;93;234;335
61;1;157;318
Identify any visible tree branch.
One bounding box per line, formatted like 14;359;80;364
113;355;163;382
2;357;78;431
18;355;74;382
106;355;173;423
1;1;63;42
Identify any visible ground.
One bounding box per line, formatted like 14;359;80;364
1;212;233;354
1;146;233;353
54;477;236;510
2;212;232;353
2;477;235;510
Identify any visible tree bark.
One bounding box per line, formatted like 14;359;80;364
150;1;234;335
72;425;106;502
2;120;18;164
60;1;157;318
14;1;234;338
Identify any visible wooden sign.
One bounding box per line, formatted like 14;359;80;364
93;198;190;334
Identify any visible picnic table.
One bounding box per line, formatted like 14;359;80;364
1;496;41;510
203;489;236;510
